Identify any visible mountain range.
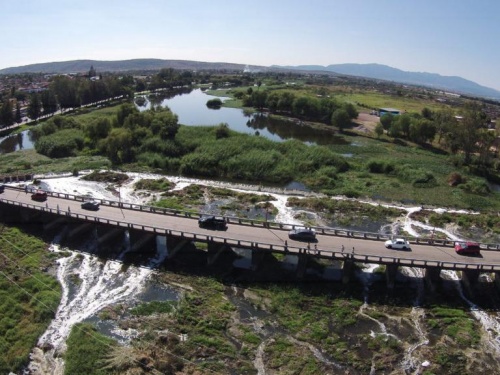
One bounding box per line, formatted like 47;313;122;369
1;59;499;100
277;63;500;100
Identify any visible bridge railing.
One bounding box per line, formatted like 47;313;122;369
2;196;500;271
4;185;500;252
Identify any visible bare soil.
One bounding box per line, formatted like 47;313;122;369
353;111;380;133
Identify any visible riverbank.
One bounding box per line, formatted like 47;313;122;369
3;171;500;374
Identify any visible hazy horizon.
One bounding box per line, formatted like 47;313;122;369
2;0;499;90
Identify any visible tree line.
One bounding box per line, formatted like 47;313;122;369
240;87;359;130
0;67;200;127
377;103;497;169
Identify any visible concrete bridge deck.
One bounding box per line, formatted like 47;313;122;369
1;185;499;273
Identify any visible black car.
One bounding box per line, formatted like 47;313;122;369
0;185;4;193
288;228;317;242
198;215;227;230
81;200;100;211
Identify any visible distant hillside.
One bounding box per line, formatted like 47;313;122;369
0;59;266;74
3;59;499;100
277;63;500;100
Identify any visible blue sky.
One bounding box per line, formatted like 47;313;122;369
2;0;499;90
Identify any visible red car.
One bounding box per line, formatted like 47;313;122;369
454;241;481;255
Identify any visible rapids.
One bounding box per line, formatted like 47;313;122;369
13;171;500;373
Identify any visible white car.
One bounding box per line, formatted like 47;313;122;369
384;238;410;250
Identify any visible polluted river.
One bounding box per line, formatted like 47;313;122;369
10;171;500;374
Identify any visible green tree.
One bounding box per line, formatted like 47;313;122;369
409;118;436;144
116;103;139;127
250;90;268;109
100;128;134;164
379;113;394;131
449;102;485;164
27;93;42;120
15;102;22;123
343;103;359;119
0;99;14;126
374;123;384;138
388;118;403;138
41;90;58;115
266;91;280;112
434;108;457;144
50;75;79;110
277;91;295;113
331;108;351;132
421;107;433;120
84;118;112;146
395;113;412;139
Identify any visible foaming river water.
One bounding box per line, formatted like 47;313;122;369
16;172;500;373
27;229;174;374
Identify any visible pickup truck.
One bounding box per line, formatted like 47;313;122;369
198;215;227;230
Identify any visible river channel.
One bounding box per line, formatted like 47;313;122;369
0;88;343;155
137;88;343;145
18;172;500;374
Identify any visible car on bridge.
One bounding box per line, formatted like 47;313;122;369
454;241;481;256
81;200;100;211
198;215;227;230
288;228;317;242
384;238;411;250
31;190;47;202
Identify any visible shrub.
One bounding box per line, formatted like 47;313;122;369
367;159;395;174
459;179;490;195
396;165;437;188
447;172;464;186
206;98;222;108
35;129;85;158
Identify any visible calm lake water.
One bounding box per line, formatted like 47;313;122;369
0;88;343;155
137;88;344;145
0;130;35;154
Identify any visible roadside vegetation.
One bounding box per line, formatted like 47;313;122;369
0;226;62;373
2;69;500;374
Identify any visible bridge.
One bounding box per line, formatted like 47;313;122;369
1;185;499;295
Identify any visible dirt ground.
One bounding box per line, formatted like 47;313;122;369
353;112;380;133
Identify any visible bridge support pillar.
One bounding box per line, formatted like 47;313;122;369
251;249;266;271
424;267;441;292
44;217;69;232
461;269;480;298
167;237;191;259
385;264;399;290
66;223;95;241
97;227;124;246
207;242;229;266
296;252;309;279
342;259;355;284
129;230;156;256
494;272;500;292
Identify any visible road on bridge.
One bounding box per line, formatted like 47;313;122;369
2;187;500;269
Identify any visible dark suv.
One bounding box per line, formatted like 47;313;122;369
198;215;227;230
288;228;317;242
31;190;48;202
81;200;100;211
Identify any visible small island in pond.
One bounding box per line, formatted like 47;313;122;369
206;98;222;109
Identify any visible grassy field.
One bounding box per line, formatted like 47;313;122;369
334;90;451;113
0;226;62;373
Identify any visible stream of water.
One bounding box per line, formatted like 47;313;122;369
14;172;500;373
